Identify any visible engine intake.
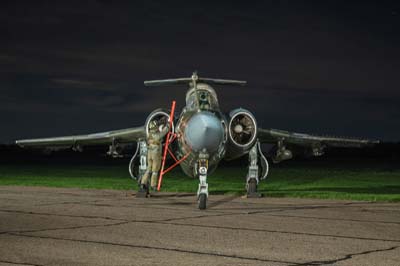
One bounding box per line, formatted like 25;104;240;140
228;109;257;148
145;109;174;138
225;108;257;159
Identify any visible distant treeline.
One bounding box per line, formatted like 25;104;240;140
0;143;399;166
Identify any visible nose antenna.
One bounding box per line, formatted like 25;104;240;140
144;72;247;87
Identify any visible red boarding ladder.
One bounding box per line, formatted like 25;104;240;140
157;101;191;191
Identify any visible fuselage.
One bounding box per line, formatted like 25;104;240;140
174;83;228;177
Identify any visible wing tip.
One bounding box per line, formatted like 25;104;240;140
15;140;24;147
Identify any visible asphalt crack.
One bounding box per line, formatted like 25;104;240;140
36;199;105;206
263;213;400;225
0;208;238;224
151;221;400;243
0;259;43;266
0;208;239;235
2;208;399;243
0;209;126;222
8;232;299;265
289;246;399;266
2;220;131;235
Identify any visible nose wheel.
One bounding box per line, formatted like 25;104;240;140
197;171;208;210
198;193;207;210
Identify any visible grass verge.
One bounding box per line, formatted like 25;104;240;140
0;163;399;202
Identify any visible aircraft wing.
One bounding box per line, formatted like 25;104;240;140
15;126;146;149
258;127;379;162
258;128;379;148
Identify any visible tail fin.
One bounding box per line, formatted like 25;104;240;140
144;72;247;87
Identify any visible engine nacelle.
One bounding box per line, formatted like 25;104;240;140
145;108;175;138
225;108;258;159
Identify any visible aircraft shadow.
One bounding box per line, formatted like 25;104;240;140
207;194;242;208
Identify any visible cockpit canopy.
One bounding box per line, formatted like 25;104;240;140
185;83;219;111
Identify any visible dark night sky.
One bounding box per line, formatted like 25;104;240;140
1;1;399;143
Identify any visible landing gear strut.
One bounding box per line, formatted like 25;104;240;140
246;140;266;198
197;151;209;210
135;140;149;198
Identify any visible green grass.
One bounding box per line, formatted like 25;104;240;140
0;163;399;202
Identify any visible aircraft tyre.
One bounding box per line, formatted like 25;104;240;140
198;193;207;210
247;179;257;194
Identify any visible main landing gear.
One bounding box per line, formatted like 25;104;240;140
246;140;269;198
134;140;149;198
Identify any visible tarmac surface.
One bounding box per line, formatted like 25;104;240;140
0;186;399;266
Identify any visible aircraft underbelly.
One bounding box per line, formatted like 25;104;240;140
176;135;222;178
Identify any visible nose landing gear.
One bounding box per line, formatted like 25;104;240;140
197;152;209;210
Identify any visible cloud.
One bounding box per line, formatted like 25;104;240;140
0;2;399;142
50;78;115;91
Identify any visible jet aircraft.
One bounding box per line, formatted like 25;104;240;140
16;72;379;209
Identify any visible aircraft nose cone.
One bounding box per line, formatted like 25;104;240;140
184;112;224;153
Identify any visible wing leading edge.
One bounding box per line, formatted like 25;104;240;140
15;126;146;148
258;128;379;148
